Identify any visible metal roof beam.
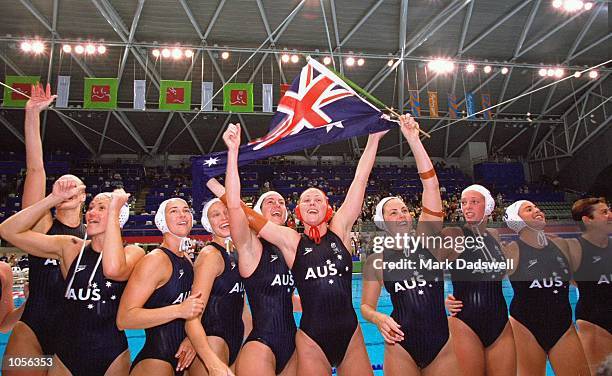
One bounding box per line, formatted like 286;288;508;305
113;112;150;154
516;8;588;58
18;0;55;35
461;0;533;54
497;127;529;152
204;0;227;41
56;114;96;154
179;0;205;41
339;0;385;48
97;112;112;155
570;113;611;154
525;76;606;156
178;113;205;154
0;114;25;144
569;33;611;62
0;51;25;75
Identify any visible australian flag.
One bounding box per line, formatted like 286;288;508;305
192;57;397;209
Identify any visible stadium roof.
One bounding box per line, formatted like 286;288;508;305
0;0;610;160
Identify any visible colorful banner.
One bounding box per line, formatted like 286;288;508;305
481;93;492;120
84;78;118;109
409;91;421;117
448;93;460;119
159;80;191;111
56;76;71;108
2;76;40;108
201;81;213;111
262;83;273;113
223;83;253;112
428;91;438;118
466;92;476;119
133;80;146;110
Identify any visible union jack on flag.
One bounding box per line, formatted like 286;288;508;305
192;57;396;211
250;62;355;150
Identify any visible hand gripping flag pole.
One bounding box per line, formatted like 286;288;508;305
320;57;431;138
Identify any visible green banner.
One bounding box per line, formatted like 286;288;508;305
159;80;192;111
223;83;254;112
2;76;40;108
84;78;118;109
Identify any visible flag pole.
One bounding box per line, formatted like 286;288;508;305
313;58;431;138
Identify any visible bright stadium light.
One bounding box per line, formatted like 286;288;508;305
20;41;32;52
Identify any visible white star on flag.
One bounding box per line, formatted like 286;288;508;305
87;304;94;309
553;290;558;294
337;255;342;260
111;295;116;300
106;281;112;288
325;121;344;133
204;157;219;167
328;279;334;284
418;290;424;295
326;259;332;265
91;282;98;289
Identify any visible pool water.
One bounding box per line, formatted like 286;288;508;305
1;277;574;375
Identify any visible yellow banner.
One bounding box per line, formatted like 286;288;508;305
428;91;439;118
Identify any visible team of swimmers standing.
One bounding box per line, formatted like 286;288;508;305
0;85;608;375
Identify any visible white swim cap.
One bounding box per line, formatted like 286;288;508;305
201;198;222;234
374;196;402;231
155;198;192;234
96;192;130;228
461;184;495;216
254;191;287;222
504;200;528;233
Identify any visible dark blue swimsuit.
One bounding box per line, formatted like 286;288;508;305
292;231;357;367
244;239;297;374
56;244;128;375
574;237;612;333
510;239;572;352
382;246;449;369
201;243;245;366
132;247;194;375
20;219;85;355
450;228;508;347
